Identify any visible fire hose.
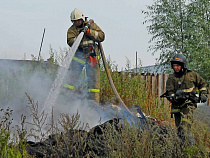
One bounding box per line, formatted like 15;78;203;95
99;43;134;115
79;28;133;114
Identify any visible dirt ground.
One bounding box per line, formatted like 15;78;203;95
194;104;210;126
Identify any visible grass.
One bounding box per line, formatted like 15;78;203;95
0;53;209;157
0;108;29;158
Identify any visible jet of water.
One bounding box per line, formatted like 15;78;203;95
42;32;85;117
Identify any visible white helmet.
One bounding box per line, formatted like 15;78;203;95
70;8;85;21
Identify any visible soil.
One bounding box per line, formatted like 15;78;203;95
194;105;210;126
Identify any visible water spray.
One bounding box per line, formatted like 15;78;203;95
42;32;85;117
43;31;134;125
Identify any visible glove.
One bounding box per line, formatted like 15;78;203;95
167;93;176;103
200;91;207;103
81;19;94;35
175;90;184;99
81;24;90;35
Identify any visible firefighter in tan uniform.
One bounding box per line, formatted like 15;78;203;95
64;8;105;105
166;54;207;141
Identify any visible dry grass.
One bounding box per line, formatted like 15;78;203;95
0;57;210;157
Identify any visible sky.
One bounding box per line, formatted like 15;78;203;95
0;0;159;69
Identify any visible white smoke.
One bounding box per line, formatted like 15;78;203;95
0;59;108;142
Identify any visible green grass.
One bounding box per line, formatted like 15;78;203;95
0;108;29;158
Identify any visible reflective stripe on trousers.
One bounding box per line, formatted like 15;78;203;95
63;84;100;93
171;108;180;113
73;57;86;64
63;84;75;89
88;89;100;93
73;56;100;64
181;117;192;125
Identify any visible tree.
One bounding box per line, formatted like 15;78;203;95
186;0;210;80
143;0;189;62
143;0;210;81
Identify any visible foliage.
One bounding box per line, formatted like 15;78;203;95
0;108;29;158
143;0;210;81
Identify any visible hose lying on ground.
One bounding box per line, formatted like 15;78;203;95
99;42;134;115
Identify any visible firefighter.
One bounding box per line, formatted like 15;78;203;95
65;8;105;105
166;54;207;142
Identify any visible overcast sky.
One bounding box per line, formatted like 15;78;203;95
0;0;159;69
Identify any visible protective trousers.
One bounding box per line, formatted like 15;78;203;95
63;49;100;105
174;105;195;142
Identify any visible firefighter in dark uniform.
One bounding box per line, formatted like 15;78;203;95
166;54;207;141
64;8;105;105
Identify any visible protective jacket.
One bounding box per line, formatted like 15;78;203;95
166;69;207;97
67;20;105;56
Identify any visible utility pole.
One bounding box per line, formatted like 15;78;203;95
136;51;138;73
38;28;46;61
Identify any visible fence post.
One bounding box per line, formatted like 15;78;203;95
156;73;159;97
208;81;210;106
163;74;166;93
152;74;156;96
150;73;153;96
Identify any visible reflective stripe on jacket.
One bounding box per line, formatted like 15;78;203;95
166;70;207;95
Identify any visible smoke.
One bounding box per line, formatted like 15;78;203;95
0;59;144;142
0;59;107;141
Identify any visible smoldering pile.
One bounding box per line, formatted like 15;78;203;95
25;105;177;158
26;118;120;157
